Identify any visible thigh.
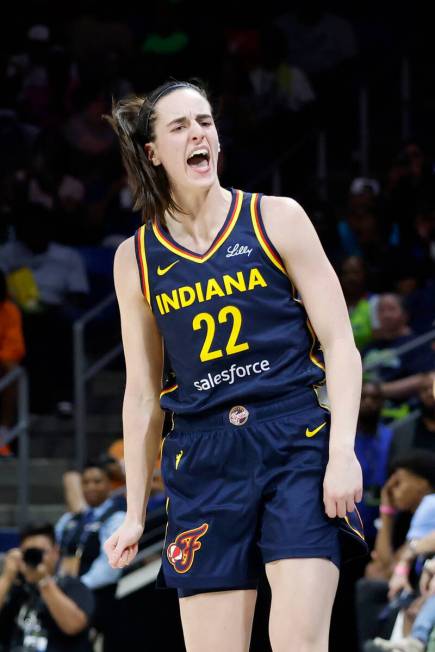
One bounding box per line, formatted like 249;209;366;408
179;588;257;652
266;558;339;649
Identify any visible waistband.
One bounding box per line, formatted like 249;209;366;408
173;386;327;432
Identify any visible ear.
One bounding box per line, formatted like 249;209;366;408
144;144;161;166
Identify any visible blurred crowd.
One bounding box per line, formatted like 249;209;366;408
0;2;434;651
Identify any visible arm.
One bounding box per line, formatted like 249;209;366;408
0;549;22;610
104;237;165;568
39;579;89;635
262;196;362;518
380;373;424;400
62;471;87;514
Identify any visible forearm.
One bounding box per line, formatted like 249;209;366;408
39;579;87;635
374;515;396;571
123;394;164;524
0;576;13;610
380;374;424;400
323;339;362;455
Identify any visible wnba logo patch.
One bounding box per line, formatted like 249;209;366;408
167;523;209;573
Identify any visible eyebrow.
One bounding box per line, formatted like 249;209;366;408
166;113;213;128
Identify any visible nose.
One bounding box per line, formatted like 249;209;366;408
190;120;205;141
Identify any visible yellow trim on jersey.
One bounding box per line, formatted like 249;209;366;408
160;384;178;398
306;318;326;372
250;193;287;275
138;225;151;308
344;510;365;541
152;190;243;263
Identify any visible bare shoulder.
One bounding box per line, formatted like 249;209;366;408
260;194;304;219
260;194;317;253
113;236;140;297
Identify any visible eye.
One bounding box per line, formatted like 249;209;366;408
201;121;212;127
172;125;185;132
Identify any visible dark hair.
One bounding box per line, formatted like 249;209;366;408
20;523;56;545
390;450;435;489
83;459;111;477
103;80;211;226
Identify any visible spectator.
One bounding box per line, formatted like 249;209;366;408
355;382;394;547
55;461;125;652
0;522;94;651
363;294;435;406
388;373;435;463
0;203;89;414
356;451;435;647
339;255;380;350
0;269;25;456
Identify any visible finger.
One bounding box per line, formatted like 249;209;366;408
323;493;337;518
355;488;363;503
336;498;347;519
104;534;118;555
119;549;130;567
346;497;356;513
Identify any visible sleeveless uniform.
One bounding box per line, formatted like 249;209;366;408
134;188;367;594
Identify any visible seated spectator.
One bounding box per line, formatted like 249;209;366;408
356;451;435;647
365;496;435;650
0;522;94;651
55;461;125;652
0;270;25;456
355;382;394;547
339;255;380;350
388;373;435;464
0;203;89;414
363;294;435;411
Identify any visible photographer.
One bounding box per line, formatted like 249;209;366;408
0;523;94;651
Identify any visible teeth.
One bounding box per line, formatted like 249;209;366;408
188;149;208;159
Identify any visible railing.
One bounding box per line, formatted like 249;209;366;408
0;367;29;525
73;293;122;469
363;327;435;372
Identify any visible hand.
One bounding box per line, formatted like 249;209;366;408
323;451;363;518
380;473;398;510
388;570;411;601
420;559;435;595
2;549;22;584
22;562;50;586
104;518;144;569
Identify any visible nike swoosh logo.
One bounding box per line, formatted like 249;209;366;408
305;422;327;438
157;260;180;276
175;450;184;470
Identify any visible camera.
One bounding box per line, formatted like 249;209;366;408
23;547;44;568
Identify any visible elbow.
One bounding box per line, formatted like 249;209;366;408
61;613;88;636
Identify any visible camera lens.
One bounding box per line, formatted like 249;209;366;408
23;547;44;568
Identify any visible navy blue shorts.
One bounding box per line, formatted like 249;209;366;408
157;387;367;596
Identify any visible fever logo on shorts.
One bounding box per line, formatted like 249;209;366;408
166;523;209;573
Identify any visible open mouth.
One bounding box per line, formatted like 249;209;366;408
187;148;210;170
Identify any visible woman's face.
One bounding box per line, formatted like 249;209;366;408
147;88;220;192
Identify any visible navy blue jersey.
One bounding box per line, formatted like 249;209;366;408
134;188;326;415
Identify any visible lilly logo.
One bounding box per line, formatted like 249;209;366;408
167;523;209;573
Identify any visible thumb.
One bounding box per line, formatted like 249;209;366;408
104;532;119;559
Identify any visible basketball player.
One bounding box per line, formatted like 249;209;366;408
103;80;367;651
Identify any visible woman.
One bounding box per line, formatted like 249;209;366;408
103;80;366;651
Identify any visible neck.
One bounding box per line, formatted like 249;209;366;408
165;183;231;242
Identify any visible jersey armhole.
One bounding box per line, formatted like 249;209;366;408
250;193;287;276
134;226;152;308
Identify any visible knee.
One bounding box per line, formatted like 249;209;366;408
269;623;327;652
